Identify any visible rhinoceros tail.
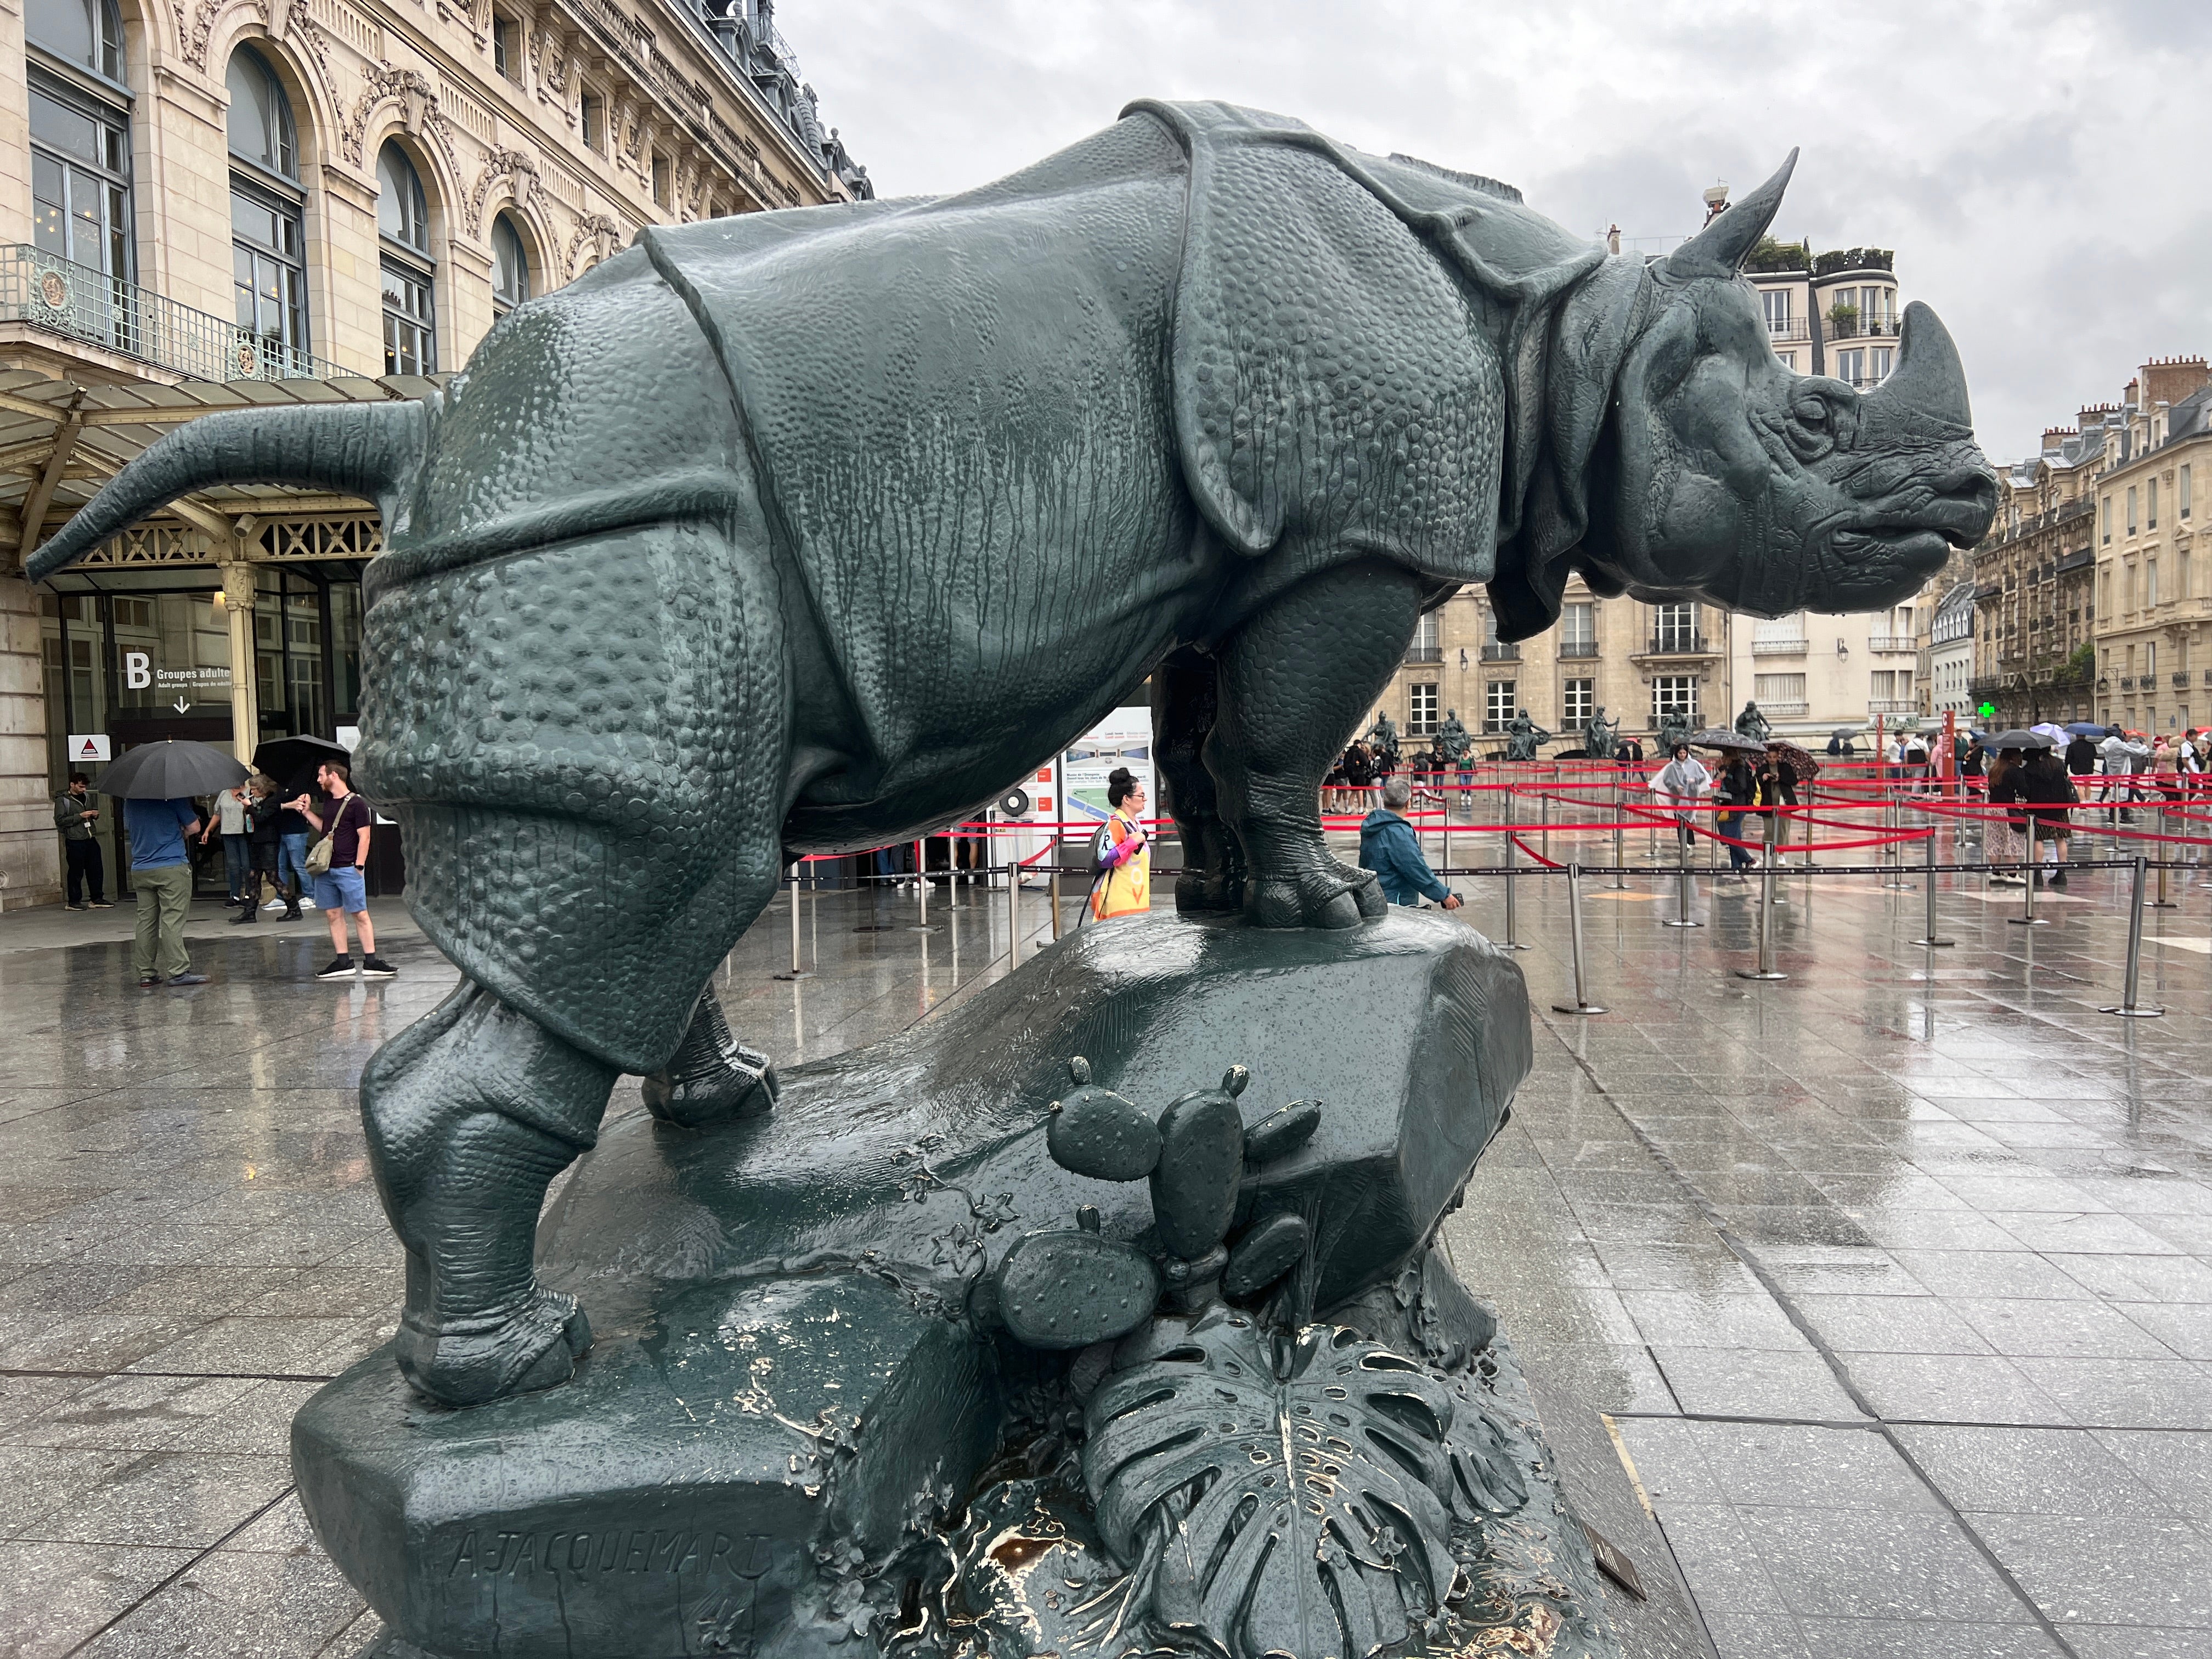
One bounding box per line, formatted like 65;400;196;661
24;398;428;580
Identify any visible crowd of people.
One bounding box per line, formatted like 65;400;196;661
53;760;393;986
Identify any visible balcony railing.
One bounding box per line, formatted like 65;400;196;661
1867;699;1920;715
1480;643;1520;662
1557;640;1600;658
1763;321;1813;344
0;245;365;383
1640;634;1713;656
1825;313;1899;341
1402;646;1443;664
2176;673;2192;688
1866;635;1917;652
1751;636;1808;655
1757;701;1810;718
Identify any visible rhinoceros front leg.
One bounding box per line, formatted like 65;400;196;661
1153;645;1245;913
1207;558;1429;928
360;981;618;1407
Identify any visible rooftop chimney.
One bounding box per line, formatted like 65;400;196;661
2141;356;2210;409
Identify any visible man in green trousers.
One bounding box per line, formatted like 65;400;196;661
122;795;210;987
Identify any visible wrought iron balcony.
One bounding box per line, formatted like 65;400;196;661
1867;698;1919;715
1825;313;1899;341
1480;643;1520;662
0;245;365;384
1402;646;1443;664
2176;673;2191;687
1556;640;1600;658
1866;635;1917;652
1637;633;1713;657
1751;636;1808;655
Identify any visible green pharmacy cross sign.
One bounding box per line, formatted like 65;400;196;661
1978;702;1997;720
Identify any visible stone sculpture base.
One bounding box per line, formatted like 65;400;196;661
297;910;1621;1659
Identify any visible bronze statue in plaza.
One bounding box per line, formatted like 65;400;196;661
29;98;1995;1659
1502;709;1553;761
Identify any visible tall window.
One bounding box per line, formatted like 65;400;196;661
228;49;308;371
1651;676;1699;727
1560;601;1595;654
1835;347;1865;386
492;213;531;318
2103;495;2113;543
28;0;132;283
1870;346;1892;383
377;143;435;374
1754;673;1806;708
1562;678;1593;729
2182;464;2193;520
1408;683;1438;735
1653;602;1699;652
1761;289;1791;335
2127;486;2138;534
2148;559;2159;609
1484;681;1515;732
580;90;605;153
492;13;521;80
2148;477;2159;529
1752;611;1805;645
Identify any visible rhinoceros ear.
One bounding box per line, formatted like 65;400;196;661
1659;149;1798;282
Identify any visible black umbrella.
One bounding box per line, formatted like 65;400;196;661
1831;727;1864;741
253;733;350;792
96;739;250;799
1689;728;1765;753
1989;729;2057;749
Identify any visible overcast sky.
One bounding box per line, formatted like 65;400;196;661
785;0;2209;466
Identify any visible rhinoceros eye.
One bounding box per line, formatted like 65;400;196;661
1793;398;1830;429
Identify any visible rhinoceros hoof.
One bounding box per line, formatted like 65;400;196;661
1248;872;1365;930
1174;870;1244;913
394;1289;592;1408
641;1049;778;1130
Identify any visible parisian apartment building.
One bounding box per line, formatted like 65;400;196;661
1374;191;1945;757
0;0;866;906
1969;357;2209;735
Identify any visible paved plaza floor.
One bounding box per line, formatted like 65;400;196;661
2;823;2209;1658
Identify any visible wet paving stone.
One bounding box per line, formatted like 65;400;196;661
1;843;2209;1655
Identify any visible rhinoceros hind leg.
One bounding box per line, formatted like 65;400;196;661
360;980;619;1407
1209;559;1427;928
642;985;777;1129
1152;645;1246;912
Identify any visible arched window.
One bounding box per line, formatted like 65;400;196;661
227;49;309;371
27;0;132;283
376;142;435;374
490;213;531;318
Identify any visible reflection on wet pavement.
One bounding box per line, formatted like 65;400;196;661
2;847;2208;1656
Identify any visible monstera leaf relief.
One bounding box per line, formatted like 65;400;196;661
1084;1307;1461;1659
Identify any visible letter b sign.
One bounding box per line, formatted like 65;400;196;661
124;651;150;689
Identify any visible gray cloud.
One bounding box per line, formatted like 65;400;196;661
788;0;2209;460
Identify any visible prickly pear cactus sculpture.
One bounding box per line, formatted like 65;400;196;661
909;1057;1620;1659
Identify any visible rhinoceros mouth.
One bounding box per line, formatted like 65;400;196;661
1828;524;1953;569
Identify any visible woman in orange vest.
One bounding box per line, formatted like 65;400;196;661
1090;767;1151;921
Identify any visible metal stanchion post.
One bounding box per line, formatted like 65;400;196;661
1662;816;1703;928
1612;776;1626;889
1911;826;1954;947
1551;863;1607;1015
2008;821;2047;926
2100;855;2166;1017
1007;858;1022;967
773;862;810;980
1541;789;1551;862
1499;787;1528;950
1736;820;1788;980
1049;867;1063;939
1883;799;1911;889
2151;806;2178;907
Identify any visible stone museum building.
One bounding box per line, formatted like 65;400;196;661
0;0;866;906
1374;188;1945;754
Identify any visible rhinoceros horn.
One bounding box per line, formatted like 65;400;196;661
1860;301;1973;430
1660;149;1799;280
24;399;428;580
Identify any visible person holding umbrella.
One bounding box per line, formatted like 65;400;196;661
94;740;246;986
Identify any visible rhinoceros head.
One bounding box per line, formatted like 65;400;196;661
1583;154;1997;618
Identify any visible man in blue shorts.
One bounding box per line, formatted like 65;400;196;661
291;760;396;980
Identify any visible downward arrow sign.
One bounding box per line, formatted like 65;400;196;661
172;696;190;714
